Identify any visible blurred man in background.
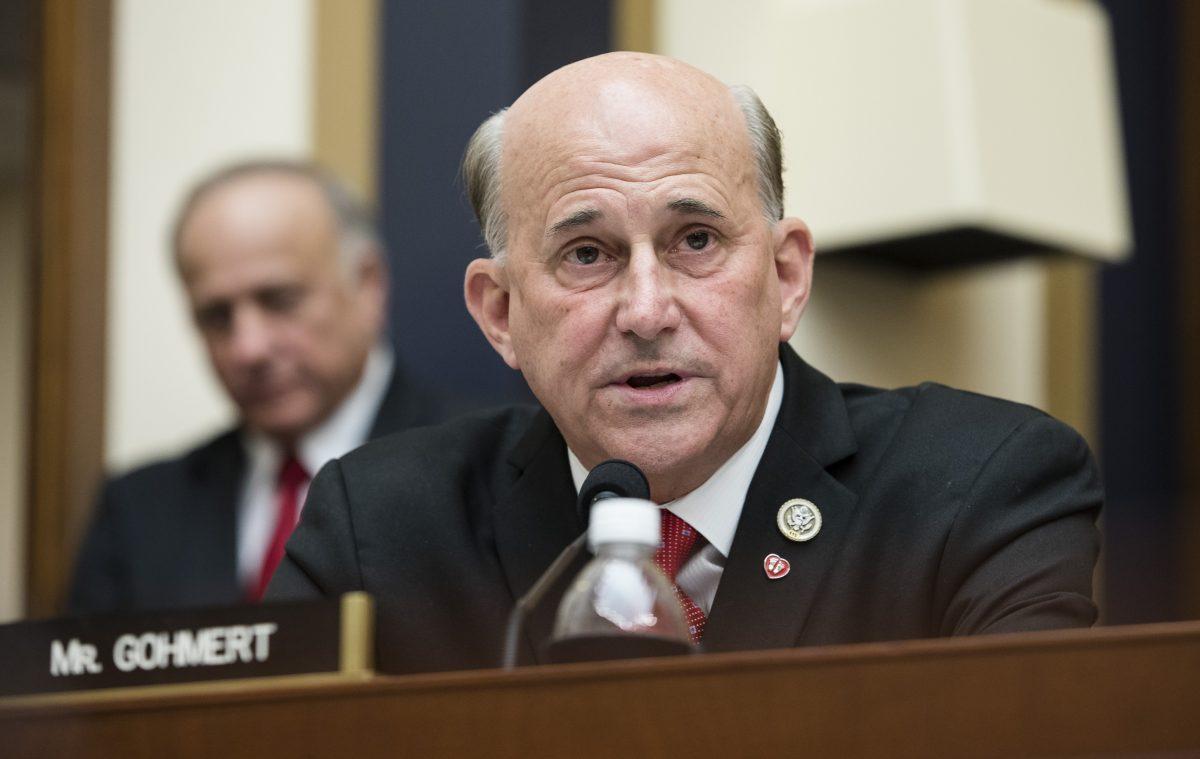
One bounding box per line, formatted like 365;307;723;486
70;160;441;612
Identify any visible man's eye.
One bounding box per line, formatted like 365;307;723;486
259;287;303;313
684;230;712;251
569;245;602;265
195;304;231;332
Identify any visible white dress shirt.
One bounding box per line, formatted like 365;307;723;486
236;344;395;588
569;361;785;614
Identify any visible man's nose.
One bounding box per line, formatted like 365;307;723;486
227;305;273;366
614;244;681;340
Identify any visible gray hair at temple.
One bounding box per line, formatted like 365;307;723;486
171;159;383;280
460;83;785;264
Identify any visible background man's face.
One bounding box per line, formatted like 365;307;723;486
176;174;384;443
491;64;805;499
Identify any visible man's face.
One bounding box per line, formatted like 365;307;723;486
177;174;385;444
467;57;813;501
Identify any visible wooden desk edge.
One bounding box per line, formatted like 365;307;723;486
3;619;1197;718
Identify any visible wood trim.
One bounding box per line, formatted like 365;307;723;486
1043;257;1097;449
0;671;375;712
313;0;379;202
1042;255;1100;616
3;621;1199;757
613;0;657;53
1179;0;1200;620
26;0;111;617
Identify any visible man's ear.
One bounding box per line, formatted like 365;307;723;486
773;217;815;342
464;257;519;369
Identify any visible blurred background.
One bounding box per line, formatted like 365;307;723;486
0;0;1196;628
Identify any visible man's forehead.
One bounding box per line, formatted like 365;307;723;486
184;174;327;234
506;55;741;155
178;174;336;269
509;52;726;115
501;55;754;233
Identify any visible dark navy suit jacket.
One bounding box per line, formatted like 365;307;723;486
267;346;1102;675
69;366;441;613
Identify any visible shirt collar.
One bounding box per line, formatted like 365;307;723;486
242;343;395;477
568;360;784;557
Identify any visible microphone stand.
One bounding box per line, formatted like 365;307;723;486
501;532;588;670
499;459;648;670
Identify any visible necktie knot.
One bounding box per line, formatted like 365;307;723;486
654;509;708;644
278;455;308;489
655;509;700;582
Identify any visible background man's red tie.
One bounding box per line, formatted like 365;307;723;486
654;510;707;644
250;455;309;601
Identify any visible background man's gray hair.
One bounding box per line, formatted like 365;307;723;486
460;84;785;263
171;159;383;279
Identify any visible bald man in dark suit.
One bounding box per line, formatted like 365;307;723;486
268;54;1100;674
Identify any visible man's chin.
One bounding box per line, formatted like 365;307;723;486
242;405;320;445
590;435;720;496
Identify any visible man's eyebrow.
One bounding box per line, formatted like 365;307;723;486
667;198;726;219
547;208;603;237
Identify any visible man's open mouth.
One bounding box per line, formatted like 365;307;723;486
626;373;683;389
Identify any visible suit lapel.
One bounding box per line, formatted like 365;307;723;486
487;347;859;658
490;409;584;663
703;346;859;652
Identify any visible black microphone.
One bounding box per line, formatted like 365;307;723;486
501;459;650;669
575;459;651;522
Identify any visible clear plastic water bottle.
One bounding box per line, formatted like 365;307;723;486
548;497;695;663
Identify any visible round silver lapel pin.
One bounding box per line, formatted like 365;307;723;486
777;498;821;542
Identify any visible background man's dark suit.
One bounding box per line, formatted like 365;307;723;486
70;366;440;614
268;346;1101;675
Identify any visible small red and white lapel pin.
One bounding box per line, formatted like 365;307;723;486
763;553;791;580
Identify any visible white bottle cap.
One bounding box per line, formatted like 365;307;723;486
587;497;660;551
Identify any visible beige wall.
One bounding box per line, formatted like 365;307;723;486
0;5;30;622
0;187;28;623
106;0;315;471
796;258;1047;408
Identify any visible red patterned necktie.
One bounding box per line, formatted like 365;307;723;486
654;510;708;644
250;454;309;602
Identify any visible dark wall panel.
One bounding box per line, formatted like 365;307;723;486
380;1;611;414
1097;0;1181;624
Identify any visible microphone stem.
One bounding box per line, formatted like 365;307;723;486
501;532;589;670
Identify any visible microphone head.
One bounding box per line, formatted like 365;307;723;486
577;459;651;519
